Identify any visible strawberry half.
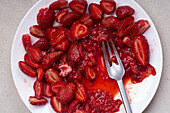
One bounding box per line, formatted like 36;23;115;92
29;25;46;38
49;0;68;10
36;67;44;81
51;96;64;112
29;96;48;105
45;27;57;41
89;3;103;20
116;6;135;19
60;53;67;63
70;21;90;40
85;66;97;80
50;81;68;95
54;39;70;52
33;80;44;99
101;16;119;30
59;63;72;77
132;35;149;66
33;38;50;51
24;53;39;69
123;36;132;47
55;9;68;23
100;0;116;14
50;32;66;46
75;82;87;102
67;100;80;113
44;83;53;98
78;14;93;27
22;34;32;50
68;43;80;64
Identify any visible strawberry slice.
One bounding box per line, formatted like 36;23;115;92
78;14;93;27
29;25;46;38
37;8;55;30
57;83;76;104
22;34;32;50
62;12;81;28
44;83;53;98
132;35;149;66
85;66;97;80
18;61;36;77
130;20;150;38
41;51;48;58
50;32;66;46
51;96;64;112
75;82;87;102
70;21;90;40
57;27;74;41
60;53;67;63
54;39;70;52
78;43;85;59
49;0;68;10
41;51;63;69
33;38;50;51
45;27;57;41
33;80;44;99
101;16;119;30
45;68;63;84
100;0;116;14
67;100;80;113
68;43;80;63
69;0;87;15
29;96;48;105
36;67;44;81
50;81;68;95
26;46;42;63
55;9;68;23
24;53;39;69
116;6;135;19
59;63;72;77
123;36;132;47
89;3;103;20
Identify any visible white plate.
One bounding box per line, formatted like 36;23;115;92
11;0;163;113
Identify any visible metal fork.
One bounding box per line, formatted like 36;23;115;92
102;38;133;113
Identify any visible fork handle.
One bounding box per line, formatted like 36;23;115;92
117;79;133;113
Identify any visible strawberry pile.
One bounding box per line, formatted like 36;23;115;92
18;0;156;112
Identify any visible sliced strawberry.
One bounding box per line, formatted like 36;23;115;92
62;12;81;28
117;16;134;38
89;3;103;20
131;20;150;38
50;81;68;95
29;96;48;105
37;8;55;30
100;0;116;14
57;83;76;104
116;6;135;19
85;66;97;80
68;43;80;63
59;63;72;77
50;32;66;46
78;43;85;59
70;21;90;40
78;14;93;27
60;53;67;63
55;9;68;23
36;67;44;81
18;61;36;77
24;53;39;69
49;0;68;10
44;83;53;98
33;38;50;51
97;55;107;74
41;51;63;69
45;68;63;84
45;27;57;41
132;35;149;66
33;80;44;99
75;82;87;102
101;16;119;30
54;39;70;52
123;36;132;47
22;34;32;50
57;27;74;41
51;96;64;112
26;46;42;63
69;0;87;15
67;100;80;113
41;51;48;58
29;25;46;38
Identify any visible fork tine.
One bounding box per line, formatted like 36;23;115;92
102;41;111;70
106;39;113;58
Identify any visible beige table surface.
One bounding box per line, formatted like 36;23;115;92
0;0;170;113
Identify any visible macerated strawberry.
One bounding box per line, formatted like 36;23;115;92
29;25;46;38
67;100;80;113
41;51;63;69
33;80;44;99
37;67;44;81
33;38;50;51
37;8;55;30
100;0;116;14
116;6;135;19
24;54;39;69
89;3;103;20
62;12;81;28
70;21;90;40
44;83;52;98
132;35;149;66
75;82;87;102
26;46;43;63
67;69;82;82
54;39;70;52
55;9;68;23
45;27;57;41
74;109;86;113
131;20;150;38
60;53;67;63
68;43;80;63
52;63;59;70
87;52;96;65
49;0;68;10
78;43;85;59
78;14;93;27
51;96;64;112
29;96;48;105
97;35;108;42
41;51;48;58
22;34;32;50
101;16;119;30
57;83;76;104
50;32;66;46
57;27;74;41
50;81;68;95
85;66;97;80
123;36;132;47
69;0;87;15
59;63;72;77
45;68;63;84
18;61;36;77
117;16;134;38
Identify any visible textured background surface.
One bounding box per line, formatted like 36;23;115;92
0;0;169;113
